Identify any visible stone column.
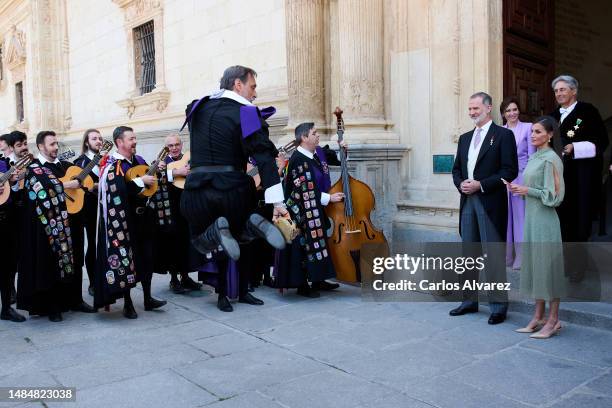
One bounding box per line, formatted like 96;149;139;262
335;0;388;133
285;0;326;133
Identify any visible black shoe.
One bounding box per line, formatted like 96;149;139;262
71;301;97;313
296;285;320;298
123;303;138;319
239;292;264;305
192;217;240;260
449;305;479;316
169;280;187;294
1;307;26;322
243;213;286;250
311;281;340;291
144;297;167;311
88;286;95;297
10;286;16;305
488;313;506;325
180;276;202;291
48;312;63;322
217;295;233;312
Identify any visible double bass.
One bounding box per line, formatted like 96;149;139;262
325;107;389;283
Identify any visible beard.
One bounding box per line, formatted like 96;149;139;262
472;111;488;126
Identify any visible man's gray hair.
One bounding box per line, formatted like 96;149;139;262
219;65;257;91
552;75;579;91
470;92;493;106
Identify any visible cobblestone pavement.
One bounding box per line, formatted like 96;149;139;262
1;278;611;408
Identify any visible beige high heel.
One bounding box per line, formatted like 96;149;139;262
515;319;546;333
529;322;563;339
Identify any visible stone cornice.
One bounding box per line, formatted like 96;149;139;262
328;144;410;160
117;88;171;119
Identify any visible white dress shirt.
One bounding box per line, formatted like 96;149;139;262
559;101;578;124
86;150;100;177
37;153;61;166
297;146;331;206
467;119;493;181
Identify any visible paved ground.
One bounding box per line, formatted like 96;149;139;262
1;278;612;408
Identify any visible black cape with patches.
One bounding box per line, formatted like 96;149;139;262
274;150;336;288
16;160;79;315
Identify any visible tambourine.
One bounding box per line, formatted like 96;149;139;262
274;216;299;244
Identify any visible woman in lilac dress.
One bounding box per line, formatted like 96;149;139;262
501;97;535;269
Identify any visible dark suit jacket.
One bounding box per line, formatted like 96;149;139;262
452;122;518;238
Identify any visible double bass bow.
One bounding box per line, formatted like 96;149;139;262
325;107;389;283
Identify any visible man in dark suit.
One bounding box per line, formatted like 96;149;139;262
451;92;518;325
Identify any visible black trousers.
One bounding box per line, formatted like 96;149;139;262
0;213;14;310
132;210;155;299
82;196;98;286
181;180;257;297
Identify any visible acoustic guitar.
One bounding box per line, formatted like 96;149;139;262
61;140;113;214
167;151;190;189
246;140;298;188
0;153;34;205
125;146;169;198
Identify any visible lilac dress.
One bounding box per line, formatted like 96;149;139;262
505;121;536;268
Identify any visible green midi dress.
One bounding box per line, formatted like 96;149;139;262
520;147;568;300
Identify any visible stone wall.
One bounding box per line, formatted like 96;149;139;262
555;0;612;120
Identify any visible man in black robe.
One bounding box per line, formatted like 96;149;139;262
17;131;95;322
95;126;166;319
275;123;345;297
152;134;201;294
551;75;609;241
74;128;104;296
5;131;30;304
0;156;26;322
180;65;287;312
551;75;609;282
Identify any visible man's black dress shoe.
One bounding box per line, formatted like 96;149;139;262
0;307;26;322
144;297;167;311
296;285;320;298
48;312;63;322
123;303;138;319
243;213;286;250
239;292;264;305
311;281;340;291
71;301;97;313
449;305;478;316
181;276;202;291
488;313;506;325
217;295;233;312
169;280;187;294
192;217;241;260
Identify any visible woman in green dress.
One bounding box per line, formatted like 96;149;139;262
508;116;566;339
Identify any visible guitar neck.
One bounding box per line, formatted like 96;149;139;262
77;154;102;180
0;166;16;184
146;161;159;176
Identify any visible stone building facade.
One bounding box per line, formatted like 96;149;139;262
1;0;610;245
